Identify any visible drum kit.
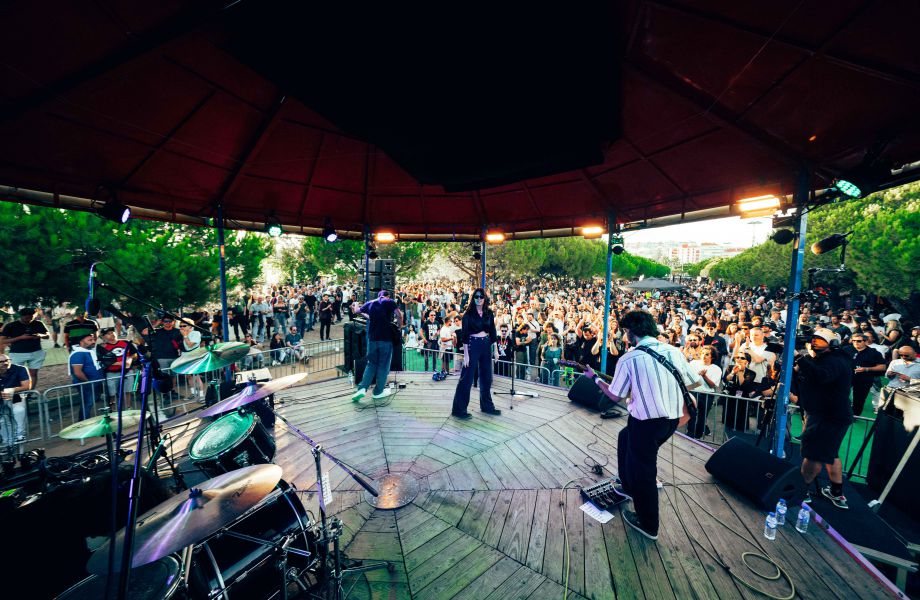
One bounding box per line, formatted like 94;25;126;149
55;347;394;599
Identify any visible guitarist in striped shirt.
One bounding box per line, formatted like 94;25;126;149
584;310;701;541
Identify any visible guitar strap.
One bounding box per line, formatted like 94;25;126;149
632;345;698;419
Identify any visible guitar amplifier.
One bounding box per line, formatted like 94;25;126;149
568;375;613;412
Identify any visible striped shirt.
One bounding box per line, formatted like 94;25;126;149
607;337;702;420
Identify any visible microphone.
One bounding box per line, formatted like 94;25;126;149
85;262;100;315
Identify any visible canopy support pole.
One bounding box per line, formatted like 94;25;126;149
480;227;487;290
773;168;810;458
216;204;230;343
600;210;616;374
364;225;371;302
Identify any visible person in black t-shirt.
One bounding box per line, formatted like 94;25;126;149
352;291;403;401
1;307;49;387
0;354;32;441
150;317;184;370
303;289;317;332
843;333;886;417
494;324;515;377
318;293;334;340
421;311;443;371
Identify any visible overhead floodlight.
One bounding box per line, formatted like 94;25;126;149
832;161;890;199
472;251;482;260
93;187;132;224
322;218;338;243
264;215;283;238
375;231;396;244
368;249;379;259
581;225;605;239
737;194;781;214
485;232;505;244
610;234;625;255
811;232;851;255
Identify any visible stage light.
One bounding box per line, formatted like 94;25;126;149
375;231;396;244
94;188;132;224
485;232;505;244
610;234;625;255
811;232;851;255
322;218;338;243
264;215;283;237
770;229;795;245
736;195;781;215
368;249;379;259
472;251;482;261
581;225;605;239
832;162;889;199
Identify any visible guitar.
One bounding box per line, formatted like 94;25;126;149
559;359;613;383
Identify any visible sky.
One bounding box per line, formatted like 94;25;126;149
621;216;773;247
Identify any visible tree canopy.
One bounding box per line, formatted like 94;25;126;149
709;183;920;302
489;237;670;280
0;204;272;312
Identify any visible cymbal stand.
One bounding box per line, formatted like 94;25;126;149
271;411;393;599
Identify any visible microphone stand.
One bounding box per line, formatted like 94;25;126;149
494;346;538;411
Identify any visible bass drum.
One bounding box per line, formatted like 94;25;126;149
56;555;182;599
188;409;275;477
187;480;317;599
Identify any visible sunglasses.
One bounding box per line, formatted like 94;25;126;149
898;353;913;358
473;295;484;299
851;339;864;343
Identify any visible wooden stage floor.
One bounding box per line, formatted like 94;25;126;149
162;372;895;600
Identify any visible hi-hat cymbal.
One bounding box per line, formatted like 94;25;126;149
59;411;144;439
87;464;283;574
169;342;250;375
199;373;308;418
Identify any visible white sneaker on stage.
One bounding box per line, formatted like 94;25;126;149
372;388;391;400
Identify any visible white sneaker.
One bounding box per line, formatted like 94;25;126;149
272;360;280;366
372;388;391;400
352;388;367;401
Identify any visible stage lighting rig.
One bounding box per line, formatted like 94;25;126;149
322;218;338;243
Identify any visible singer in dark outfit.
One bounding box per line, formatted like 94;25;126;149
451;288;501;419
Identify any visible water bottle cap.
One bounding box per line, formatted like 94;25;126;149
778;498;786;504
801;504;810;511
768;512;776;517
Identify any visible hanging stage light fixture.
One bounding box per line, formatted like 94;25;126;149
93;186;132;224
322;218;338;243
264;214;283;237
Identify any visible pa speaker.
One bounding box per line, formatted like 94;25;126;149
867;413;919;513
568;375;612;412
705;437;806;510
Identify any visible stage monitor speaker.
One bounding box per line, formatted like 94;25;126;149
568;375;612;412
705;437;806;510
867;412;919;513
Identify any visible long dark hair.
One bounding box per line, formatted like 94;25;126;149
465;287;491;315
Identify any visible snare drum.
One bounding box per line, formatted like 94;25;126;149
56;555;182;599
188;409;275;477
187;480;316;599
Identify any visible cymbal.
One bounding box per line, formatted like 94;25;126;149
59;410;144;439
169;342;250;375
87;464;282;574
199;373;308;418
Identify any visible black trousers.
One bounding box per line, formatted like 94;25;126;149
851;380;874;417
617;415;679;534
319;320;331;340
452;337;496;415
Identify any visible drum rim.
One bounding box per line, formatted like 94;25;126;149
188;410;257;460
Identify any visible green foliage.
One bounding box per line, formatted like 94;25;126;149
709;182;920;300
281;238;432;284
490;237;669;279
0;203;272;312
683;259;714;278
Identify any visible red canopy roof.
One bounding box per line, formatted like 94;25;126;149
1;1;918;238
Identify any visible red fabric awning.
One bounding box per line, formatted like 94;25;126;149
1;1;918;238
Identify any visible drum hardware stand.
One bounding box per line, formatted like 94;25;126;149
270;411;394;600
143;432;187;492
208;529;313;600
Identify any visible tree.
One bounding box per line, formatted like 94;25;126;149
0;203;272;313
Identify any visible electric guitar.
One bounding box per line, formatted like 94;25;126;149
559;359;613;383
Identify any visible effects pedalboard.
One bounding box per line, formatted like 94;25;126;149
580;478;629;511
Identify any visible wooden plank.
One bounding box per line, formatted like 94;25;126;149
482;565;546;600
346;531;402;562
446;459;488;490
622;513;677;600
413;545;504;600
400;515;452;556
494;444;545;489
498;489;538;562
482;451;525;489
458;491;502;541
407;536;482;594
541;488;567;584
404;526;467;572
426;467;454;491
433;490;474;527
470;453;505;490
581;500;616;600
482;489;515;547
527;579;590;600
505;437;562;488
600;510;644;600
450;555;522;600
563;488;586;597
653;490;721;600
525;489;552;573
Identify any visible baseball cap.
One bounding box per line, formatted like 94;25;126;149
811;327;840;345
100;327;115;336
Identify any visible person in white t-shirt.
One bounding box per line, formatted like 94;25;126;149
438;316;456;373
686;347;722;438
735;326;775;383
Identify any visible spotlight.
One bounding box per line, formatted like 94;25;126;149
736;194;781;217
264;215;283;238
93;187;132;224
610;234;625;255
322;218;338;243
582;225;605;239
811;232;851;255
472;251;482;261
485;232;505;244
375;231;396;244
832;161;890;199
367;244;379;260
770;229;795;245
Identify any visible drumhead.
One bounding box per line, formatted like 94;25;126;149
189;410;256;461
57;555;181;599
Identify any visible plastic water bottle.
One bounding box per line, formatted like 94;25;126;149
775;499;787;526
795;504;810;533
764;512;777;540
348;372;354;386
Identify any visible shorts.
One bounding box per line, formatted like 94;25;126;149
800;415;849;464
9;350;46;370
105;372;137;397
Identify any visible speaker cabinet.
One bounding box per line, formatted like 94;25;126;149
867;413;919;513
705;437;806;510
568;375;612;411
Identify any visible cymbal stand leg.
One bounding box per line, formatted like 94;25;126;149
104;426;118;600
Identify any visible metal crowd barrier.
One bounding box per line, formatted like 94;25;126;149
401;347;552;383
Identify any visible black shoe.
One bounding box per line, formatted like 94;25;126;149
452;412;472;420
481;408;502;416
622;510;658;541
